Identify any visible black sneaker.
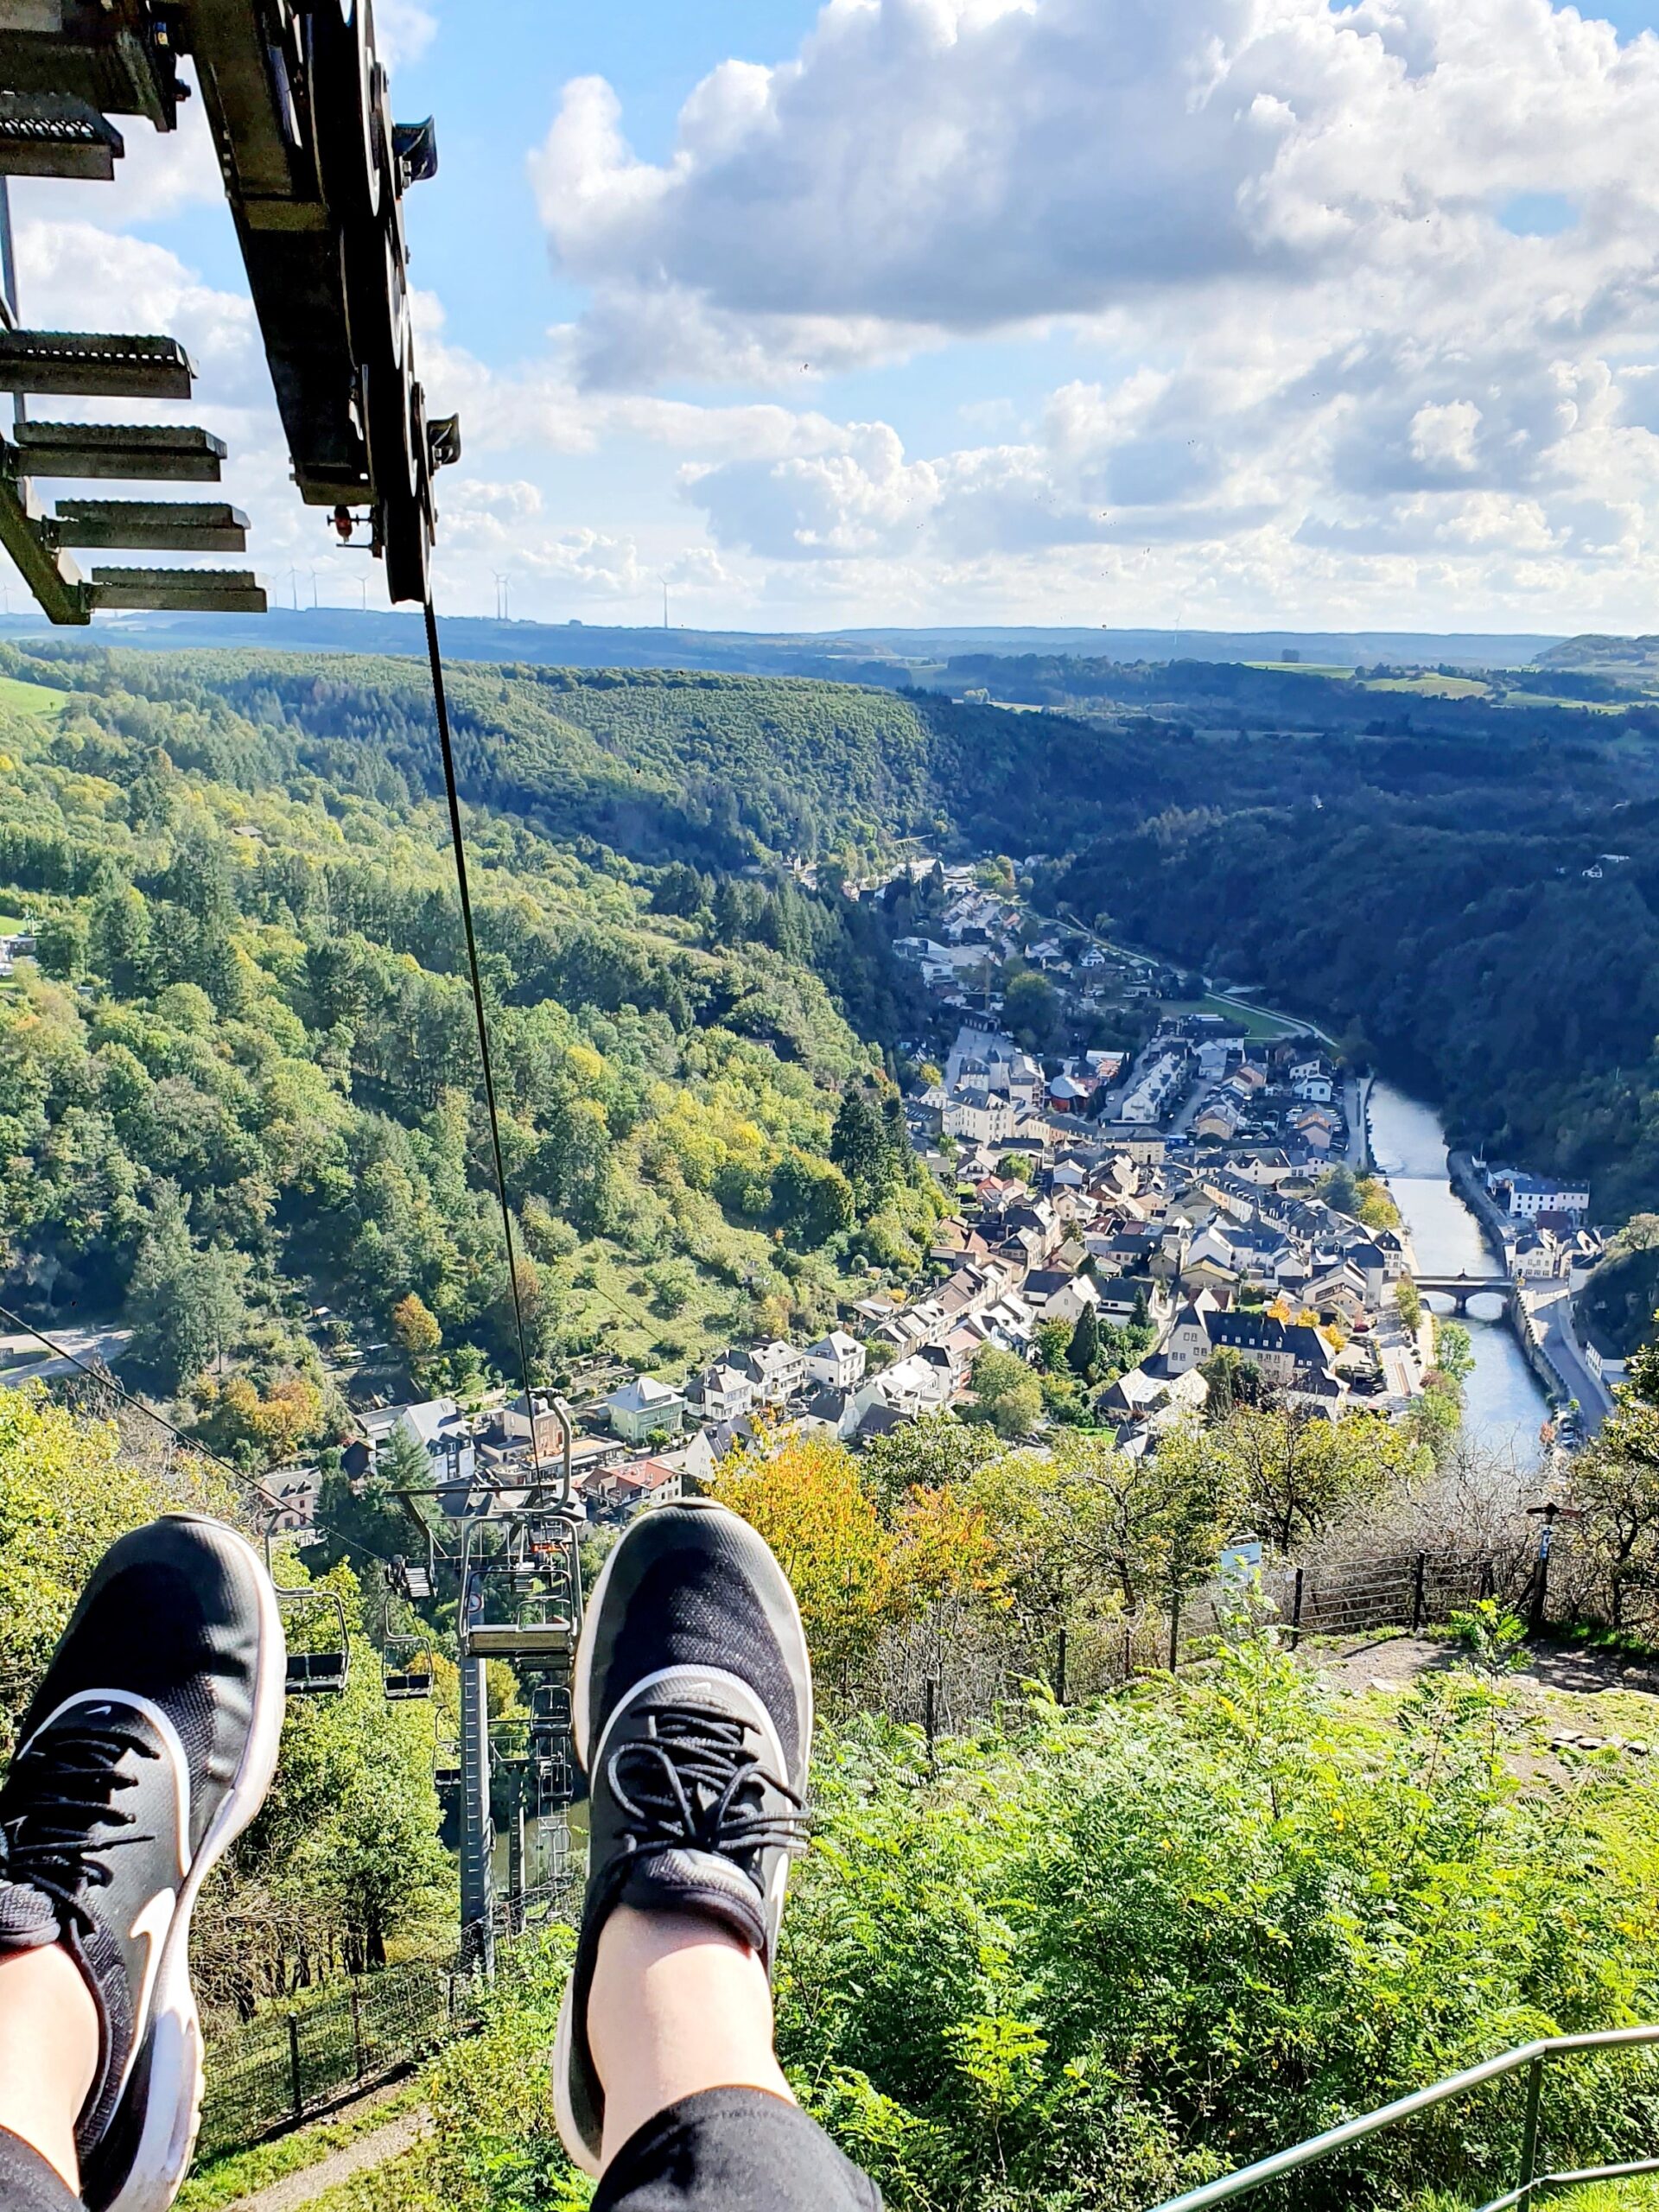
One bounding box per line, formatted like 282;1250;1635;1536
0;1516;285;2212
553;1497;813;2175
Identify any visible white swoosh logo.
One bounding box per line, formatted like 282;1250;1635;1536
129;1889;175;2042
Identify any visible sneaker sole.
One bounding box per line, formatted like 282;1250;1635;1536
554;1497;812;2178
104;1518;289;2212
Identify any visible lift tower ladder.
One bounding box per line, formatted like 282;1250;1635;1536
0;0;458;621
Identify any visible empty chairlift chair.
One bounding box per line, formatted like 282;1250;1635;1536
276;1586;351;1698
383;1635;435;1701
380;1561;437;1700
527;1681;576;1822
459;1511;582;1662
434;1734;462;1796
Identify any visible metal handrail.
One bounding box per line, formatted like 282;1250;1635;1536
1148;2024;1659;2212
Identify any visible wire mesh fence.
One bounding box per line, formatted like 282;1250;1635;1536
1261;1548;1520;1641
857;1539;1554;1745
196;1956;485;2162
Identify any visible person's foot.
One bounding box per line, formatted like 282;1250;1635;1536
0;1516;285;2212
553;1498;812;2175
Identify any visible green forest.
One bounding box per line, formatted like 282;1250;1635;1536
6;633;1659;1418
0;644;945;1458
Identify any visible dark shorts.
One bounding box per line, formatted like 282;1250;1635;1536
0;2091;880;2211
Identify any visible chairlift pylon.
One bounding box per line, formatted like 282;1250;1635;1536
276;1585;351;1698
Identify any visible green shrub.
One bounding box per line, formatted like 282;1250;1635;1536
776;1643;1659;2210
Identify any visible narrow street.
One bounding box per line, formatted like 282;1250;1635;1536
0;1324;131;1387
1528;1283;1616;1435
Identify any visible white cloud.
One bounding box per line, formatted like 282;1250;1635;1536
532;0;1659;385
375;0;438;72
23;0;1659;628
1408;401;1484;476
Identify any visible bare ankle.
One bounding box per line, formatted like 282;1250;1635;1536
588;1906;794;2166
0;1943;99;2190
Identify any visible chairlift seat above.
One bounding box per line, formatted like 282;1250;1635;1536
286;1649;349;1696
276;1586;351;1700
467;1618;574;1659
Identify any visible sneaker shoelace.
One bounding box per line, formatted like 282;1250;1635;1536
0;1722;161;1935
606;1706;809;1869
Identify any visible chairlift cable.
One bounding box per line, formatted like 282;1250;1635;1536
422;595;545;1486
0;1299;401;1573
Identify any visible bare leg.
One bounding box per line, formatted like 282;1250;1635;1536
0;1945;99;2190
588;1905;795;2169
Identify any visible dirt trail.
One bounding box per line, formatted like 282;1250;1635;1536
227;2108;429;2212
1317;1631;1659;1702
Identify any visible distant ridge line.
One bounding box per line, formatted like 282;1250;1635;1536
0;607;1566;676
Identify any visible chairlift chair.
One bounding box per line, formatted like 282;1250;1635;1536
459;1510;582;1662
530;1682;572;1731
531;1748;575;1821
390;1548;434;1604
383;1634;435;1701
434;1730;462;1794
276;1586;351;1698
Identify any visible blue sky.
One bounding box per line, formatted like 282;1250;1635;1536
16;0;1659;632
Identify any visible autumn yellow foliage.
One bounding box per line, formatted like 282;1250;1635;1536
713;1433;999;1685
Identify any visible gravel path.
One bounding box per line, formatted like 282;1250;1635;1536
1317;1631;1659;1700
228;2109;429;2212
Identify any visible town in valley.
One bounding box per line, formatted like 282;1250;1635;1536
256;858;1609;1539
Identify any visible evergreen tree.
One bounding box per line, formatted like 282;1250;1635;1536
126;1188;251;1390
830;1090;891;1212
1068;1305;1102;1379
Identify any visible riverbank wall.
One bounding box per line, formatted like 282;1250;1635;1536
1443;1151;1573;1408
1353;1073;1375;1173
1512;1292;1573;1414
1448;1149;1519;1269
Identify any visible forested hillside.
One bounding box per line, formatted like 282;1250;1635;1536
0;645;943;1455
10;645;959;868
8;632;1659;1425
1059;785;1659;1220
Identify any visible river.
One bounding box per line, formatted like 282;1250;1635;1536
1364;1079;1549;1465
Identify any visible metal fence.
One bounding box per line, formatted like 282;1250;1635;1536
860;1542;1554;1743
1262;1546;1535;1643
197;1956;484;2161
1148;2024;1659;2212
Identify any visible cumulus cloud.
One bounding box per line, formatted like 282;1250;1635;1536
531;0;1659;380
24;0;1659;627
375;0;438;71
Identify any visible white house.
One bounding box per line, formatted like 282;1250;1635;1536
944;1087;1018;1146
804;1331;866;1391
876;1354;955;1419
652;1432;717;1487
1046;1274;1102;1329
689;1360;758;1422
749;1339;807;1403
607;1375;688;1443
800;1387;860;1442
1513;1228;1569;1281
1165;1293;1220;1376
1494;1172;1592;1220
369;1397;476;1485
